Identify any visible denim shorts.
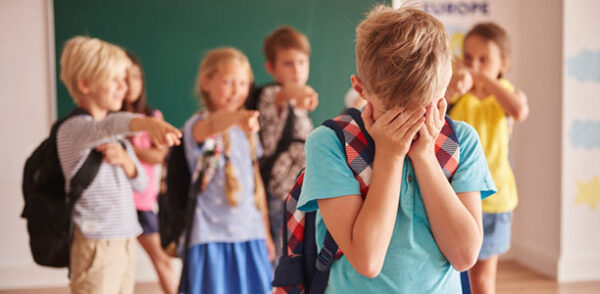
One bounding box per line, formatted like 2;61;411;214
137;210;159;235
478;212;513;260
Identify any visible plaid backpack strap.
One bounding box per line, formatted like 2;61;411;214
301;108;376;293
322;108;375;196
284;171;307;257
272;171;307;293
435;115;460;180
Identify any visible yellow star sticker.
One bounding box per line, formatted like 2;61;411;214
574;177;600;210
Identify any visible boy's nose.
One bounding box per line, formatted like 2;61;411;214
293;63;301;74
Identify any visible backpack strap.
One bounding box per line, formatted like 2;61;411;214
323;108;375;197
60;107;104;207
436;114;460;180
309;231;338;293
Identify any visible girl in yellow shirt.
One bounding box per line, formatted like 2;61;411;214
446;22;529;294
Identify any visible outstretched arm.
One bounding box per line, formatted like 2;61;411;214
192;110;259;143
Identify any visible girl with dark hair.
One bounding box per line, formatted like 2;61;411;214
122;50;177;294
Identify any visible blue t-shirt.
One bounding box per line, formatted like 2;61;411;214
183;114;266;247
297;120;496;293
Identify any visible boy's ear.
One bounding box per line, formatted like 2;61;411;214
265;61;275;76
76;78;91;95
350;75;366;98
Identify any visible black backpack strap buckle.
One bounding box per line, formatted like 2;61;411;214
315;232;338;272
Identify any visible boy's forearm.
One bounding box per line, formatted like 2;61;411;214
412;154;482;271
345;153;404;274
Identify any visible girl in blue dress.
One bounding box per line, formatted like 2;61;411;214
179;47;275;294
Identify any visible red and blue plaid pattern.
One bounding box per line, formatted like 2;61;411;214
285;173;306;256
277;109;460;293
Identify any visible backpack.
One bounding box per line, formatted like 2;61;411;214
21;108;104;268
158;139;192;255
246;83;304;189
158;134;218;258
272;108;469;294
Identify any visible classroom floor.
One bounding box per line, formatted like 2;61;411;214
1;260;599;293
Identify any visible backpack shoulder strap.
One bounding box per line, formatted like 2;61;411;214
259;103;297;188
67;150;103;205
438;115;460;180
56;108;102;205
322;107;374;197
309;108;373;293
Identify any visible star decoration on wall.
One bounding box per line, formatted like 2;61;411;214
574;176;600;210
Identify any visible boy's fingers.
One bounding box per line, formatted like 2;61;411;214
438;98;447;121
405;117;425;142
426;105;435;130
380;106;403;125
395;107;425;133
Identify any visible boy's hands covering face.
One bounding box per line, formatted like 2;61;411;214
361;103;425;160
408;98;447;160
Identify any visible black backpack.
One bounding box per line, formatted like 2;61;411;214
159;134;215;290
246;83;303;189
158;140;192;255
21;108;104;268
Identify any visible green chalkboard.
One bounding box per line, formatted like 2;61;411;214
54;0;388;127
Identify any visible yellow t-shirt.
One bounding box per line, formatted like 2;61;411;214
448;79;518;213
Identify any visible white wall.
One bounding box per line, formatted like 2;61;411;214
510;0;564;279
0;0;174;289
560;0;600;282
0;0;68;289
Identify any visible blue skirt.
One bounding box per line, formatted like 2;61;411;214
179;240;273;294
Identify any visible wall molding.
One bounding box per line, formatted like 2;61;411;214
511;240;559;279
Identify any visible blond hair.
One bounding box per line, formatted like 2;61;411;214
355;5;452;108
263;26;311;64
195;47;254;111
59;36;130;104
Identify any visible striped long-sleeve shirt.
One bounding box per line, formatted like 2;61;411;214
57;112;146;239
